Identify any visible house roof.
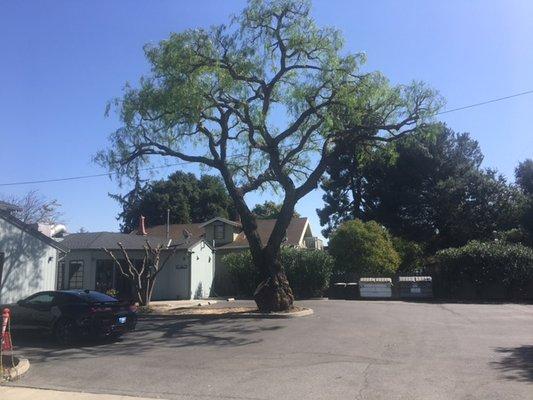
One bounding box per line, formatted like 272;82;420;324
0;209;67;252
144;223;206;241
199;217;242;228
218;217;309;249
60;232;180;250
144;217;310;249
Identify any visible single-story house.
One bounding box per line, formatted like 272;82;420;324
0;203;67;304
60;215;323;300
143;216;324;296
59;230;214;300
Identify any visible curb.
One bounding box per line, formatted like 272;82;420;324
2;357;30;381
252;307;314;319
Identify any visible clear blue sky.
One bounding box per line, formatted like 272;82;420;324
1;0;532;238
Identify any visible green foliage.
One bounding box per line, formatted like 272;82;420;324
223;251;260;297
281;247;334;298
515;159;533;195
494;228;532;246
111;171;234;232
105;288;119;298
97;0;438;210
436;241;533;299
252;201;300;219
521;199;533;238
96;0;438;306
515;159;533;238
392;236;424;274
328;220;400;279
224;247;333;298
319;123;524;250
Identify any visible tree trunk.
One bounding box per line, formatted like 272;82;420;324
252;198;296;312
253;254;294;312
217;167;296;312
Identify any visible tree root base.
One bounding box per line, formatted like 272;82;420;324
254;275;294;312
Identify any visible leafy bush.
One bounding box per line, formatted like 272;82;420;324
223;251;260;297
436;240;533;299
328;220;400;279
494;228;532;246
282;248;333;298
223;248;333;298
392;236;425;274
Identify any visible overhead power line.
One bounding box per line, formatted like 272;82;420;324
436;89;533;115
1;89;533;187
0;162;189;187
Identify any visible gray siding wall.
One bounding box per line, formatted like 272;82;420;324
0;217;59;304
63;249;191;300
151;250;190;300
189;241;214;299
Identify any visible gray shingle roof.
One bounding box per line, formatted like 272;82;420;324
60;232;182;250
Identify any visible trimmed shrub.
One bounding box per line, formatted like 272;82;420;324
436;240;533;299
329;220;401;280
223;248;333;298
282;247;334;298
223;251;260;297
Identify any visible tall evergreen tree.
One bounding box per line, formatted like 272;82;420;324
515;159;533;238
111;171;235;232
319;123;522;249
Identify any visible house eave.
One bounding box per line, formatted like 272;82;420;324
0;210;68;252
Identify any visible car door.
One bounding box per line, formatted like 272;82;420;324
9;301;35;331
22;292;56;331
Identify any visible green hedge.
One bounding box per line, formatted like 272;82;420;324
435;240;533;299
223;248;333;298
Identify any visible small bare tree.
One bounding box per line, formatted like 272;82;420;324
1;189;63;224
103;241;177;306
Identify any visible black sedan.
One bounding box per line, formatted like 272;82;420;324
3;290;137;344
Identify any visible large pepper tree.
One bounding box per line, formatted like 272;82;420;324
97;0;440;312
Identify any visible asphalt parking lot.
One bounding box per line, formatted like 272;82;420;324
7;300;533;400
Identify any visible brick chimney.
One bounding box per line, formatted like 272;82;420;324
137;215;147;235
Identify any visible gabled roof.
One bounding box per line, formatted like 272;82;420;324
199;217;242;228
144;217;310;250
218;217;309;249
0;210;67;252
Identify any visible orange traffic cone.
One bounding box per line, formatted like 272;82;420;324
1;308;12;351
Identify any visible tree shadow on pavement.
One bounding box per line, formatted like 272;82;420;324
11;314;284;364
491;346;533;382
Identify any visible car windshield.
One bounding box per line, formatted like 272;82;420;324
74;291;118;304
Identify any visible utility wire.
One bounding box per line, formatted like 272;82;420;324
436;89;533;115
2;89;533;187
0;162;189;187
